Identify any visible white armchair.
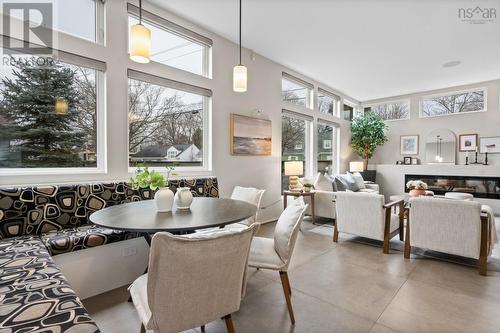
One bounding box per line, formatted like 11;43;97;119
334;192;404;253
406;197;494;275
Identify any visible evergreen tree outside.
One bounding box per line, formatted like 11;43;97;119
0;57;92;168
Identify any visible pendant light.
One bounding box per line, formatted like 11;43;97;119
130;0;151;64
233;0;247;92
55;98;68;115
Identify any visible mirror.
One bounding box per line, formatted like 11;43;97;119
425;129;456;165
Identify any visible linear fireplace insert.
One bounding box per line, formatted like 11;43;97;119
405;174;500;199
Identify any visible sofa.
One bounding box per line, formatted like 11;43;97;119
0;178;218;332
304;172;380;220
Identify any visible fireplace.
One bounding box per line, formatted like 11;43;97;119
405;174;500;199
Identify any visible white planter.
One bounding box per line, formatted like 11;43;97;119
154;188;174;212
174;187;193;210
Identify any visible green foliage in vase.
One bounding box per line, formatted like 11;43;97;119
130;166;168;191
351;113;388;170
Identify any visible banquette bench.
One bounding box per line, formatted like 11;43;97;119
0;177;219;332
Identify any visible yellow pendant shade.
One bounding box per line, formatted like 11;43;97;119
55;99;68;115
130;23;151;64
233;65;247;92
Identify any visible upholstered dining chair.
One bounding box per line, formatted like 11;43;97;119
230;186;266;225
248;198;308;325
333;192;404;254
129;224;259;333
406;197;495;275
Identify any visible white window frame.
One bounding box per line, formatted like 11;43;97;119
317;88;340;117
282;73;314;110
127;3;212;78
126;70;212;174
419;88;487;118
316;120;339;175
363;99;411;122
281;110;313;178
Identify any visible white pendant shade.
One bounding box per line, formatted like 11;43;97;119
233;65;247;92
130;23;151;64
55;99;69;115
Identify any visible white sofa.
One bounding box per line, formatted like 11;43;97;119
302;173;380;220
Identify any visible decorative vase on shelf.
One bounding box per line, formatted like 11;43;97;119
409;189;426;197
174;187;193;210
155;188;174;212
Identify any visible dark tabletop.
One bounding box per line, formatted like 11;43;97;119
89;197;257;233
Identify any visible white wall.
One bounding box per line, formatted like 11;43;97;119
0;0;359;222
363;80;500;166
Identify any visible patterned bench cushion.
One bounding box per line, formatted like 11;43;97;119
0;236;100;332
41;225;140;256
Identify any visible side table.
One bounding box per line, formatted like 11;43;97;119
283;190;316;225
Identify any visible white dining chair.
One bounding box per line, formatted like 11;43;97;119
129;224;259;333
230;186;265;225
248;198;308;325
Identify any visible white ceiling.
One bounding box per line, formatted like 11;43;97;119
150;0;500;101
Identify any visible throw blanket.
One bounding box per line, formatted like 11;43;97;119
481;205;498;256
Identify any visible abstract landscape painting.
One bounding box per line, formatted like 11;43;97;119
231;113;272;155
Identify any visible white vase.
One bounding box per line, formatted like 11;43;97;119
154;188;174;212
174;187;193;210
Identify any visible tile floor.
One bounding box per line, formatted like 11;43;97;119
83;218;500;333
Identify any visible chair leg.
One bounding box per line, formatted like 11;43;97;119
223;314;235;333
404;213;411;259
333;223;339;242
201;325;205;332
140;323;145;333
279;271;295;325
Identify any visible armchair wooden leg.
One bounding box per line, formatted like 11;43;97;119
383;208;391;254
398;202;405;241
479;215;488;276
223;314;235;333
404;212;411;259
140;323;145;333
279;271;295;325
333;223;339;243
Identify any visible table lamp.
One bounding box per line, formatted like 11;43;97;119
349;161;364;173
284;161;304;191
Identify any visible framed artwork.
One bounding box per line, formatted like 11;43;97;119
403;156;412;165
459;134;478;152
400;135;419;155
479;137;500;154
230;113;272;156
411;158;418;165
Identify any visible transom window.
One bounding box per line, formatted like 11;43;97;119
317;123;336;175
364;101;410;121
128;70;211;169
282;73;313;109
128;4;212;77
318;88;340;116
421;89;486;117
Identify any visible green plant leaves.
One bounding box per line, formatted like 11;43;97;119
351;113;388;160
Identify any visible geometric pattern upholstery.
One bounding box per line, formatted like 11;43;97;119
40;225;140;256
0;236;100;332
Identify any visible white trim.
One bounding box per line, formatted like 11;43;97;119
419;87;487;118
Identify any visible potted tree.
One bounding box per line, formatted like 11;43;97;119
350;113;388;178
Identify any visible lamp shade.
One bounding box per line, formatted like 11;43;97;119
349;161;364;172
130;23;151;64
233;65;247;92
55;99;68;115
284;161;304;176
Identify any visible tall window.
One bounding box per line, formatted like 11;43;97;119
128;4;212;77
317;123;336;175
421;89;486;117
0;54;104;169
318;88;340;116
364;101;410;121
281;112;310;191
282;73;313;109
128;71;210;169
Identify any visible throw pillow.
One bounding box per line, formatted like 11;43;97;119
313;173;333;192
333;176;348;192
350;172;366;190
336;174;359;192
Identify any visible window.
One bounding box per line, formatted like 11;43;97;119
343;102;354;121
282;73;313;109
318;88;340;116
0;53;105;170
128;4;212;77
364;101;410;121
128;70;211;169
317;123;336;175
281;111;311;191
421;89;486;117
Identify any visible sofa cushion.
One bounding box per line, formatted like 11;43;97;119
40;225;140;256
0;236;100;332
358;188;378;194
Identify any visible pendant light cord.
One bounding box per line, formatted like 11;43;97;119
239;0;242;65
139;0;142;24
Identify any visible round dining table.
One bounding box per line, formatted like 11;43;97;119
89;197;257;242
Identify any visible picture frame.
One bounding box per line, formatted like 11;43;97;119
230;113;272;156
400;135;419;155
403;156;412;165
459;134;478;152
479;137;500;154
411;158;418;165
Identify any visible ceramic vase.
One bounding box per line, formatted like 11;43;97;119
174;187;193;210
409;189;426;197
154;188;174;212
